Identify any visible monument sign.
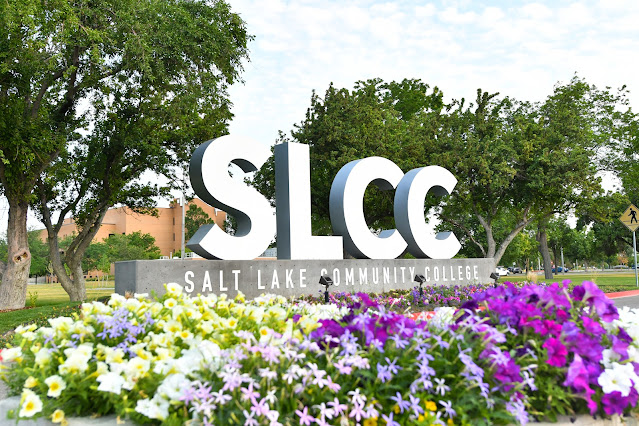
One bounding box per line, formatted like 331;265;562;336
116;135;494;298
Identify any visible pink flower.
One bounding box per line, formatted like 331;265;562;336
542;337;568;367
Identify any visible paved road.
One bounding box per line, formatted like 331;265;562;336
613;294;639;310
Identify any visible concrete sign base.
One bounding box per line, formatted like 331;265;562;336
115;258;495;300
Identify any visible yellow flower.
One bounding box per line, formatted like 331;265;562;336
363;418;378;426
51;409;65;424
393;405;400;414
447;419;455;426
417;414;425;422
425;400;437;412
24;376;37;388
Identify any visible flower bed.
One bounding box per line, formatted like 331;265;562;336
299;282;507;312
0;281;637;425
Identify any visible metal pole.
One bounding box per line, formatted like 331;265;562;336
181;195;186;259
634;230;638;288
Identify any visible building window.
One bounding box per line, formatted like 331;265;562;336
173;233;175;241
173;217;175;225
108;233;115;238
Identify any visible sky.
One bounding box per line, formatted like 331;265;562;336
2;0;639;236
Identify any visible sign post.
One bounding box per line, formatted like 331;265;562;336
620;204;639;288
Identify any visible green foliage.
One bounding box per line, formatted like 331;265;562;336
253;78;447;236
0;0;252;303
254;77;633;264
27;291;38;308
185;204;215;241
99;232;161;263
27;230;48;278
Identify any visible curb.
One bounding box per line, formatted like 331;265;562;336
605;290;639;299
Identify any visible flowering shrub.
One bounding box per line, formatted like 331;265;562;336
463;280;639;421
300;283;498;312
0;283;535;425
0;280;637;425
0;286;348;424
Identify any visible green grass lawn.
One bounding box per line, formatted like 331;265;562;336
501;272;639;292
0;282;114;344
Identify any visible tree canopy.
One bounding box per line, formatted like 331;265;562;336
0;0;251;307
254;77;636;268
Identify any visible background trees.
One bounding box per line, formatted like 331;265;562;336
0;0;251;307
185;204;216;242
254;77;636;268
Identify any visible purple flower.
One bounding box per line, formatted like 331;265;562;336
295;406;315;425
600;388;638;417
349;402;366;422
390;392;411;413
377;364;392;383
381;412;400;426
542;337;568;367
438;400;457;418
250;397;270;417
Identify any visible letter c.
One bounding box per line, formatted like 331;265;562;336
394;166;461;259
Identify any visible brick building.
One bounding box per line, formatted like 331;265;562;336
50;198;226;257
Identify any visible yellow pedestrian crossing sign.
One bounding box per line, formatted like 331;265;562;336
620;204;639;232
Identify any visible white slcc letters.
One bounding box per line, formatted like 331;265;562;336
187;136;461;261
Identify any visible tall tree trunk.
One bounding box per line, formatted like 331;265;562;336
476;215;496;262
536;222;554;280
0;200;31;309
46;231;86;301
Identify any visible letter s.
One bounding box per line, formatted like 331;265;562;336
187;135;275;260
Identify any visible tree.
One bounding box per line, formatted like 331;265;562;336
185;204;215;241
252;78;447;239
0;0;251;307
0;231;48;283
102;232;161;263
577;192;634;267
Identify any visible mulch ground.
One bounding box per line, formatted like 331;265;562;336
0;306;34;314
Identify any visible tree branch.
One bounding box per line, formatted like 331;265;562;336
30;67;68;118
442;216;486;257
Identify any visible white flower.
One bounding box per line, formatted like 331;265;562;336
166;282;183;296
430;307;457;328
44;375;67;398
24;376;38;388
1;347;22;363
58;353;90;375
157;373;190;402
598;363;636;396
51;409;65;424
96;372;126;395
175;348;203;375
135;395;169;420
126;357;151;378
19;389;43;418
602;349;621;369
96;361;109;375
48;317;73;332
35;349;52;367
